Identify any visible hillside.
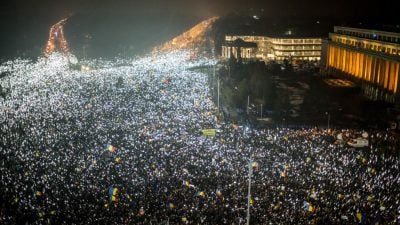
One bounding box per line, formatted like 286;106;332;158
153;17;218;54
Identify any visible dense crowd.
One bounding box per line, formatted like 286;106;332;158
0;52;399;224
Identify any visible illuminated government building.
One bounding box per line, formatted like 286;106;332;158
325;26;400;102
221;35;322;62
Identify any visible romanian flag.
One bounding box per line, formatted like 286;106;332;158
107;144;116;153
356;212;367;223
303;201;314;212
108;186;118;202
112;188;118;201
196;191;205;197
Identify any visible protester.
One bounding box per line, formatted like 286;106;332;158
0;51;399;224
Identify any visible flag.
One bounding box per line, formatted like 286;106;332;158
196;191;205;197
356;212;367;223
184;180;195;188
252;161;260;171
202;129;216;137
107;144;116;152
379;201;386;211
184;180;190;187
337;193;344;200
303;201;314;212
112;188;118;201
216;190;223;198
108;185;118;202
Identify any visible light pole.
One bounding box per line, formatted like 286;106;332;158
260;104;263;120
246;156;253;225
325;112;330;130
247;95;250;115
217;77;220;114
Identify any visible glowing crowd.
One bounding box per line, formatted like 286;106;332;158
0;51;399;224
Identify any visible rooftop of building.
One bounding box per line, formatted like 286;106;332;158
223;38;258;48
339;22;400;34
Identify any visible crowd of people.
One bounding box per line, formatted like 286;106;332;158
0;51;399;224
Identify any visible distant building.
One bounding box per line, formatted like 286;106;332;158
324;26;400;102
221;35;322;62
221;38;257;62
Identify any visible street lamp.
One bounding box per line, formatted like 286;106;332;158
246;156;253;225
325;112;330;130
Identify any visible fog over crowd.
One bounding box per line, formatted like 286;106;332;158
0;51;399;224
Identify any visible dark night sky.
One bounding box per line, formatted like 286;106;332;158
9;0;398;21
1;0;398;58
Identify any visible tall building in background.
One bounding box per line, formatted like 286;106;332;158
325;26;400;102
222;35;322;62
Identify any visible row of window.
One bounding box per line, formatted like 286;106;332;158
225;36;322;45
274;51;321;56
276;56;321;61
335;29;400;44
272;39;322;44
272;46;322;51
333;36;400;56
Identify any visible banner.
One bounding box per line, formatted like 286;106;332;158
202;129;216;137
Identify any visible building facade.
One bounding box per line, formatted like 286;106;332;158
221;39;257;62
325;26;400;102
221;35;322;62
